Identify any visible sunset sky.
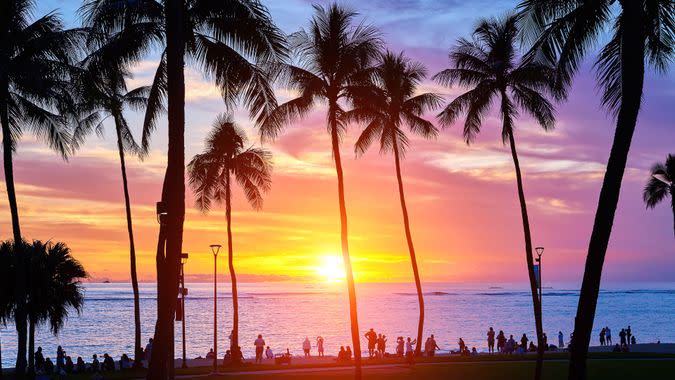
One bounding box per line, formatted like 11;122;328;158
2;0;673;285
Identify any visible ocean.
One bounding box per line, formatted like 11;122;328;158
2;282;675;368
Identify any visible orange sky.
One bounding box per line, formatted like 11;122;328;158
1;0;673;285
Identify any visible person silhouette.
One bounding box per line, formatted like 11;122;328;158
487;327;495;353
365;328;377;358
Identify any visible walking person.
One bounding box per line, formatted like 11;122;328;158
303;337;311;357
497;330;506;353
317;336;325;357
606;326;612;345
254;334;265;364
487;327;496;353
427;335;440;357
405;337;416;365
365;328;377;358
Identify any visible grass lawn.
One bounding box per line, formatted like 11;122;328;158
53;353;675;379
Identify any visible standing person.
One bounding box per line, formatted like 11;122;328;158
520;334;529;350
487;327;496;353
56;346;65;371
405;337;416;365
497;330;506;353
427;335;440;357
396;337;405;356
599;328;606;346
631;336;636;345
619;328;627;346
303;337;311;357
254;334;266;364
365;328;378;358
458;337;466;353
35;346;45;373
317;336;325;357
378;335;387;357
558;331;564;348
626;326;632;345
144;338;153;367
346;346;352;360
606;326;612;345
542;333;548;350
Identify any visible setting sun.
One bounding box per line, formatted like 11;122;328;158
315;255;347;282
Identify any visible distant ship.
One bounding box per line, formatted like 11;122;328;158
488;286;503;289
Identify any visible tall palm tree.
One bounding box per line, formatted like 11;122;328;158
643;154;674;237
0;1;81;374
25;240;87;373
348;51;441;356
70;64;155;368
0;240;16;377
517;1;674;378
80;1;286;376
187;114;272;365
259;5;382;378
433;14;563;380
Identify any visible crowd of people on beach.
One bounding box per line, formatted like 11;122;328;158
29;323;642;375
32;344;138;378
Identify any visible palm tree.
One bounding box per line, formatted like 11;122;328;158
0;1;81;374
25;240;87;373
259;4;382;378
643;154;674;237
348;51;441;356
0;240;16;376
433;14;563;380
70;64;154;368
80;1;286;376
517;1;674;378
187;114;272;365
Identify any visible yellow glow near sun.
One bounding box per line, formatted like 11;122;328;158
315;255;346;282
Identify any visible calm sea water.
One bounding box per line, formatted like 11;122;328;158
2;282;675;368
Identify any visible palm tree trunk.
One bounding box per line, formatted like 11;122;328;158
507;130;544;380
671;188;674;238
27;319;34;375
148;1;186;379
568;4;645;379
225;172;240;365
1;91;28;377
392;140;424;356
113;114;143;368
329;98;361;380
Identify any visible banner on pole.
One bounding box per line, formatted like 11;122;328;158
534;264;540;288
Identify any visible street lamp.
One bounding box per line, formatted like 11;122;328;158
535;246;544;305
210;244;222;374
180;253;189;369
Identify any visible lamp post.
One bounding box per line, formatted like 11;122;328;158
180;253;189;368
535;247;544;306
210;244;222;374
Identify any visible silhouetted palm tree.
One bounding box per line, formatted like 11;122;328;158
25;240;87;373
433;14;563;380
188;114;272;365
348;51;441;356
259;4;382;378
518;1;674;377
0;1;81;374
644;154;674;237
71;63;155;367
81;1;286;376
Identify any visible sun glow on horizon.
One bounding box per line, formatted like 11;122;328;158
315;255;347;283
